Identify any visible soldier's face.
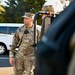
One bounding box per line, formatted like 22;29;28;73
24;18;33;25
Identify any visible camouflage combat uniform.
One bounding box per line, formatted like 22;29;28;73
9;25;40;75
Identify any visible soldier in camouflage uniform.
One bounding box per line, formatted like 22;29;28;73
41;3;55;35
9;12;40;75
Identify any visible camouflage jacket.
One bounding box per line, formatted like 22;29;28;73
9;25;40;58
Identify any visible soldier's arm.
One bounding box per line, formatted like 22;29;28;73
9;30;20;58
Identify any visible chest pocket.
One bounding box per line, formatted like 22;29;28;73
23;31;34;45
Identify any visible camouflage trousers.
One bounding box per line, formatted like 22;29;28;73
13;56;35;75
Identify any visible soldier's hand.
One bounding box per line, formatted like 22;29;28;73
9;57;15;66
42;13;54;19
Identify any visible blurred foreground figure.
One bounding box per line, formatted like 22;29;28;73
34;0;75;75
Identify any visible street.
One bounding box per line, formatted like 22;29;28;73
0;54;12;67
0;54;13;75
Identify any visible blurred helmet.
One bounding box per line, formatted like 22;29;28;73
43;0;64;14
42;5;54;12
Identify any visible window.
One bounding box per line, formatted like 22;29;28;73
0;26;18;34
0;26;8;34
9;27;18;34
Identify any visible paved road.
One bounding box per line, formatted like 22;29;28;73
0;54;12;67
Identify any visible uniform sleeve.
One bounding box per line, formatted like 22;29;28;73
9;30;20;58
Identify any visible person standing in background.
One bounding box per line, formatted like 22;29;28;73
9;12;40;75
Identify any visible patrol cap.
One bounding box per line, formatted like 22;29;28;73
22;12;34;18
42;0;64;13
42;1;54;12
42;5;54;12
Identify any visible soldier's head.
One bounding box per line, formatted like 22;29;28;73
42;5;54;12
42;0;64;16
22;12;34;27
42;5;54;19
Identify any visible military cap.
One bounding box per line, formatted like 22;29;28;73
22;12;34;18
42;5;54;12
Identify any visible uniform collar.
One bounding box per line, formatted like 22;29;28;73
26;24;34;32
